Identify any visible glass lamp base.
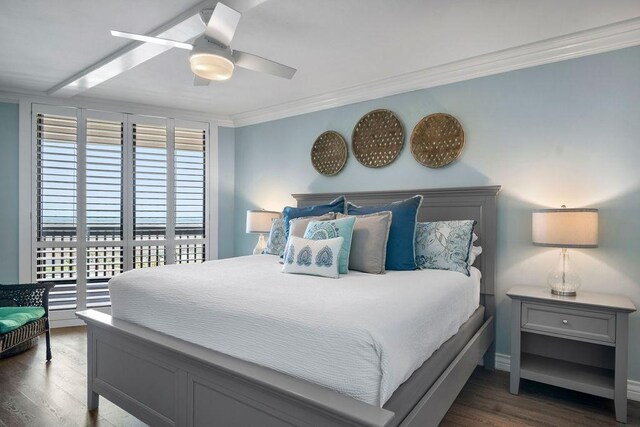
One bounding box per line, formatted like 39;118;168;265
547;248;581;296
253;234;267;255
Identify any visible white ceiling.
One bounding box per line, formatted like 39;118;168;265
1;0;640;120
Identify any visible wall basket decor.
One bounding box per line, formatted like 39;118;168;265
311;131;348;176
410;113;465;168
352;109;404;168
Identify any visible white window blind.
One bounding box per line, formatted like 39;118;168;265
35;109;78;309
174;125;207;264
133;122;167;240
32;106;209;311
85;116;124;307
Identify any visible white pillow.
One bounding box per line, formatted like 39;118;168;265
469;245;482;265
282;235;344;278
469;233;481;265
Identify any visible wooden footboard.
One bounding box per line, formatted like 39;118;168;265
77;310;494;427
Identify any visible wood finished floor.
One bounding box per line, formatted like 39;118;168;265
1;327;639;426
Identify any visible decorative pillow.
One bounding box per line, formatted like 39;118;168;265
282;236;344;279
264;218;286;256
414;220;477;276
289;212;336;238
347;195;422;271
336;211;392;274
282;196;345;240
468;233;481;265
469;245;482;266
303;216;356;274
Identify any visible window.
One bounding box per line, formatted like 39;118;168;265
32;105;209;311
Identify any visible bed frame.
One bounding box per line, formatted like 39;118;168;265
77;185;500;427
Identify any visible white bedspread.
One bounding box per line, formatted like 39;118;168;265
109;255;480;406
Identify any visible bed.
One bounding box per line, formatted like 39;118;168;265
76;186;500;427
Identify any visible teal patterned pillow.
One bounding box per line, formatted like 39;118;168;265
415;220;477;276
264;218;286;256
282;236;344;278
303;216;356;274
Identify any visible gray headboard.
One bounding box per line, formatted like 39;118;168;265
292;186;501;296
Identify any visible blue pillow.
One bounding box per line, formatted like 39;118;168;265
282;196;345;240
347;195;422;270
304;216;356;274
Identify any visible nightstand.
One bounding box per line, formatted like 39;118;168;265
508;285;636;423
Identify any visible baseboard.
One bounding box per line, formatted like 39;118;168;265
494;353;640;402
51;318;86;329
495;353;511;372
50;307;110;329
628;379;640;402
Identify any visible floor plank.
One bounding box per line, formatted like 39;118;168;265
1;326;639;426
441;366;640;426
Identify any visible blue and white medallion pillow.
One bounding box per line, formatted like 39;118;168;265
264;218;286;256
282;235;344;278
414;220;477;276
303;216;356;274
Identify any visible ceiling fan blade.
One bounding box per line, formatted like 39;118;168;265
48;0;208;97
233;50;296;79
193;75;211;86
204;2;241;46
110;30;194;50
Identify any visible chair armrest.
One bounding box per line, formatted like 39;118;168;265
0;283;55;315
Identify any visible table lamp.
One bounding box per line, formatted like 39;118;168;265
246;210;281;255
532;206;598;296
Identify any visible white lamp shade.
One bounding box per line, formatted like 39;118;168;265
246;210;281;234
532;208;598;248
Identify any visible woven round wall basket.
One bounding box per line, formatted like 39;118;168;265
311;131;348;176
352;109;404;168
410;113;465;168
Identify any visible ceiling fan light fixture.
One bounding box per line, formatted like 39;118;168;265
189;53;234;81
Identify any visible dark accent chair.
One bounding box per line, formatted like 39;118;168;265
0;282;55;360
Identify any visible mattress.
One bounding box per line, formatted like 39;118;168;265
109;255;481;406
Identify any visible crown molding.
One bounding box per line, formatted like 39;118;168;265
230;17;640;128
0;96;19;104
4;17;639;128
0;88;235;126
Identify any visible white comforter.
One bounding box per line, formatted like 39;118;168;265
109;255;480;406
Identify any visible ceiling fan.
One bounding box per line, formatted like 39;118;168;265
110;2;296;86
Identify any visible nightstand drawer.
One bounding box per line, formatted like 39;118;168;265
521;302;616;344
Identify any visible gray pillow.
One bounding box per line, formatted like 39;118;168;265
288;212;336;238
336;211;392;274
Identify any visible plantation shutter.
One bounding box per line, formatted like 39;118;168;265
175;122;207;264
85;112;125;307
34;107;79;310
131;117;168;268
32;106;210;313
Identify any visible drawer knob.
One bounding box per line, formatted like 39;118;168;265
562;319;568;325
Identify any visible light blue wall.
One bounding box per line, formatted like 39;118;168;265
234;46;640;379
0;102;19;283
217;126;235;259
